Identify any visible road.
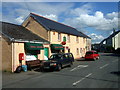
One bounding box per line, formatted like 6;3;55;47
2;53;120;88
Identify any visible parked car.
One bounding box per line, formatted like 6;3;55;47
85;50;99;60
40;53;74;71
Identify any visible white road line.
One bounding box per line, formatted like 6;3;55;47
99;64;109;69
70;65;88;72
70;68;77;71
73;73;92;86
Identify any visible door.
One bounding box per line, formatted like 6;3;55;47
44;48;49;60
62;54;69;65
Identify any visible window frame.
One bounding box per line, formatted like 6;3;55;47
67;34;70;43
58;33;61;41
76;36;79;43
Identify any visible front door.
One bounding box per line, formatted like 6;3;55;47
44;48;49;60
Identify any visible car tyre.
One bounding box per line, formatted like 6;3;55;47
68;62;73;67
97;56;99;60
57;64;62;71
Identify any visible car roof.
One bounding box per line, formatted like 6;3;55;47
86;50;97;53
52;53;72;55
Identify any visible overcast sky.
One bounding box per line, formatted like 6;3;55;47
1;2;119;44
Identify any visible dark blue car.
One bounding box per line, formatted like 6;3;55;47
40;53;74;71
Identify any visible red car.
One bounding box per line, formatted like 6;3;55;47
85;50;99;60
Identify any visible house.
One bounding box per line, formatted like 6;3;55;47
22;13;91;59
0;21;49;72
100;30;120;52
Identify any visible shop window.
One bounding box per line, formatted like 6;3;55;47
58;33;61;41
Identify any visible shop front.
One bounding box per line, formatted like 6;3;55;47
24;42;44;61
50;44;64;54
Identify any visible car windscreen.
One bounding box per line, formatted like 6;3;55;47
49;54;61;60
86;52;93;55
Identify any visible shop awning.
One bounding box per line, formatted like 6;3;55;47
50;44;64;50
25;43;44;50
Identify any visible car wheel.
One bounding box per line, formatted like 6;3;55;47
97;56;99;60
57;64;62;71
68;62;73;67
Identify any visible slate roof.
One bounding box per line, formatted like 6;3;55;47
0;21;49;43
107;30;120;39
30;13;90;39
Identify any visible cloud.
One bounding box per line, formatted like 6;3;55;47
15;16;24;24
69;3;92;16
89;33;105;44
2;2;74;24
43;14;58;21
64;11;118;31
106;12;118;19
2;2;119;44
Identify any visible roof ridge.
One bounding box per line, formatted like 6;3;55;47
30;12;77;30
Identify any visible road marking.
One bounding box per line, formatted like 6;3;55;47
72;73;92;86
70;65;88;71
99;64;109;69
70;67;77;71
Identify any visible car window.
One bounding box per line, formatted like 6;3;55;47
68;53;73;58
86;52;93;54
50;54;61;60
63;54;69;59
94;52;98;54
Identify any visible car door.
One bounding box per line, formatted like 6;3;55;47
68;53;74;62
62;54;69;66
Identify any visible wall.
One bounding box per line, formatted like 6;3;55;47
1;36;12;72
13;42;26;72
49;31;87;59
112;32;120;50
22;16;48;40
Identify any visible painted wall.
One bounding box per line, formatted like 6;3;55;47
112;32;120;50
49;31;87;59
13;43;26;72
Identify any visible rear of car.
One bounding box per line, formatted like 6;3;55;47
85;51;99;60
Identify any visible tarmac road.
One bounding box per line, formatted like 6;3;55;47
2;53;120;88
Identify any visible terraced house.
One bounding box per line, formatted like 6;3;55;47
22;13;91;60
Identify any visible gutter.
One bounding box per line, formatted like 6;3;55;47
1;32;50;44
0;31;14;41
13;39;50;44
